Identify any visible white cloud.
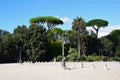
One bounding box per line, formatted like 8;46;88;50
55;15;72;23
55;15;120;36
60;17;72;23
87;25;120;38
55;15;72;30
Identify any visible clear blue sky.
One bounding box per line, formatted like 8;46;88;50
0;0;120;33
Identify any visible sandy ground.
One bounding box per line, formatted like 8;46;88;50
0;62;120;80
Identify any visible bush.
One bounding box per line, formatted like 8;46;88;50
93;56;99;61
85;55;102;62
113;56;120;61
56;55;62;61
67;48;78;61
80;55;86;61
86;56;94;62
102;56;109;61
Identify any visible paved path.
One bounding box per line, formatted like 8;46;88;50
0;62;120;80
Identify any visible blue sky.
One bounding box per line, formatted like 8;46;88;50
0;0;120;37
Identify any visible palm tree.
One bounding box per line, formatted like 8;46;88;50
72;17;86;61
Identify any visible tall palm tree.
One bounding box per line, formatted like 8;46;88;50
72;17;86;61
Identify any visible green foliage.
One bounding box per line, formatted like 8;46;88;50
109;29;120;37
47;27;63;41
115;45;120;57
56;55;62;61
66;30;77;48
80;55;86;61
47;41;62;60
102;56;109;61
0;33;17;63
67;48;78;61
72;17;86;60
86;19;108;27
0;17;120;63
29;16;63;31
86;35;101;55
86;55;103;62
107;29;120;57
30;16;63;24
113;56;120;61
0;29;9;36
108;29;120;46
86;19;108;38
13;25;28;62
72;17;86;31
86;56;94;62
100;37;113;56
28;24;47;62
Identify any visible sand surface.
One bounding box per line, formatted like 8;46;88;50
0;62;120;80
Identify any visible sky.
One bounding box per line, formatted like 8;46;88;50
0;0;120;37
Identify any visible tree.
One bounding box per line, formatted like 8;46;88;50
80;30;88;57
47;27;63;42
65;30;77;49
67;48;78;61
72;17;86;61
108;29;120;46
86;19;108;38
28;24;47;62
0;29;9;36
86;34;101;56
47;28;63;60
0;33;17;63
115;35;120;57
29;16;63;32
47;41;62;60
29;16;63;61
100;37;113;59
13;25;28;62
107;29;120;57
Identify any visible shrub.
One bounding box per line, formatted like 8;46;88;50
80;55;86;61
67;48;78;61
86;56;94;62
102;56;108;61
56;55;62;61
94;56;101;61
85;55;101;62
114;56;120;61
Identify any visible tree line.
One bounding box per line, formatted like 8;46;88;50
0;16;120;63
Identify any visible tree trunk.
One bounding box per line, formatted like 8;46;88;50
78;30;80;61
62;33;66;67
96;29;99;38
92;26;98;38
